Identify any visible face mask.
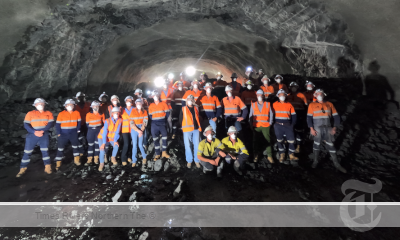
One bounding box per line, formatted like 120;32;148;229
227;92;232;97
113;114;119;119
230;134;236;140
93;107;99;112
307;87;313;91
207;134;213;140
276;79;281;83
233;78;237;82
317;96;324;102
36;105;44;111
178;87;183;91
193;85;198;89
257;96;263;101
136;105;142;110
126;102;132;107
217;77;221;80
291;87;297;92
163;85;167;89
137;94;142;98
154;96;158;101
206;88;212;93
263;80;268;85
279;96;286;101
187;100;193;106
247;85;252;90
66;106;73;111
112;101;118;105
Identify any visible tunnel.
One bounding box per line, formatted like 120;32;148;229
0;0;399;239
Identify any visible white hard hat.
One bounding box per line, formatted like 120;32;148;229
277;89;287;96
32;98;48;106
289;82;299;87
262;75;269;81
275;75;283;80
98;92;108;101
110;95;119;101
191;80;200;86
111;107;120;113
135;89;143;94
64;99;76;106
124;96;134;102
245;80;253;85
75;92;85;97
186;94;195;101
225;85;233;91
314;89;327;96
90;100;100;108
256;89;264;95
305;80;315;87
204;82;213;89
135;98;143;104
176;81;183;85
151;90;160;97
227;126;237;134
203;125;215;136
258;69;263;72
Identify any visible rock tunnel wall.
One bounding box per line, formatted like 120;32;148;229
0;0;361;103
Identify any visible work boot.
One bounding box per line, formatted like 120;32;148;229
44;165;52;174
172;134;176;140
195;162;201;168
132;163;136;167
187;162;192;168
289;153;299;161
85;157;93;166
127;158;132;163
74;156;81;166
122;162;127;166
111;157;118;166
254;155;259;163
267;156;274;163
16;168;27;178
330;153;347;173
154;155;161;161
312;151;320;168
98;163;104;172
162;151;170;159
295;145;300;153
279;153;286;163
94;156;99;164
56;161;62;171
142;158;147;165
233;161;242;175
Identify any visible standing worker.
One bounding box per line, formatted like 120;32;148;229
16;98;54;177
98;92;110;116
222;85;248;133
229;73;242;97
259;75;275;99
55;99;83;169
97;107;122;171
308;89;346;173
171;81;186;139
130;99;148;167
303;80;316;104
249;90;274;163
272;75;289;94
106;95;122;118
121;96;135;165
198;82;222;137
241;80;257;107
85;101;105;166
182;80;205;106
160;79;174;135
75;92;91;157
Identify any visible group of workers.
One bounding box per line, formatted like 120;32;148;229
16;68;347;178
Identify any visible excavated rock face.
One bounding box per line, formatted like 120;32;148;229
0;0;361;103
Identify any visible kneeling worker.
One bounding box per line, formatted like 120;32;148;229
219;126;249;175
197;125;224;177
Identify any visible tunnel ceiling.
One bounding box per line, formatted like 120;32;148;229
0;0;362;102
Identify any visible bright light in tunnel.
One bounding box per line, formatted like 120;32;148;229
168;73;174;80
218;72;221;75
185;66;196;77
147;90;151;95
247;67;252;72
154;77;165;88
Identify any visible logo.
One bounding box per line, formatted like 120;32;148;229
340;178;382;232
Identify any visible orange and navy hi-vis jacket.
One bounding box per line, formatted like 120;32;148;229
149;101;170;124
272;83;289;94
181;106;202;132
86;111;105;128
260;85;275;98
307;101;340;128
241;90;257;106
98;118;122;143
251;101;272;128
130;108;148;126
24;110;54;134
222;96;248;118
182;89;205;107
75;102;91;126
56;110;81;135
134;97;149;111
287;92;308;111
229;82;242;97
272;101;296;125
303;90;316;104
121;107;136;133
171;89;186;109
160;88;174;109
198;94;222;119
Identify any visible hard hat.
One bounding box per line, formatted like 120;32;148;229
135;98;143;104
135;89;143;94
305;80;315;87
203;125;215;136
225;85;233;91
231;73;238;78
98;92;108;101
275;74;283;80
200;72;205;76
277;89;287;96
151;90;160;97
245;80;253;85
262;75;269;80
32;98;48;106
204;82;213;89
258;69;263;72
256;89;264;95
64;99;76;106
124;96;134;102
176;81;183;85
180;72;184;76
191;80;199;86
186;94;195;101
90;100;100;108
111;107;120;113
314;89;327;96
227;126;237;134
110;95;119;101
289;82;299;87
76;92;85;97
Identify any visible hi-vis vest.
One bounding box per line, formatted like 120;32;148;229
252;102;271;127
121;107;135;133
98;118;121;142
181;106;202;133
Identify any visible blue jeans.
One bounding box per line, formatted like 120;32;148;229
208;119;217;137
183;129;200;163
225;117;242;132
131;124;147;163
20;132;50;168
98;138;119;164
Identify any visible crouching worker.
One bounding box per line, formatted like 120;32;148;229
17;98;55;177
97;107;122;171
130;99;148;167
55;99;82;170
219;126;249;175
197;126;224;177
85;101;104;166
